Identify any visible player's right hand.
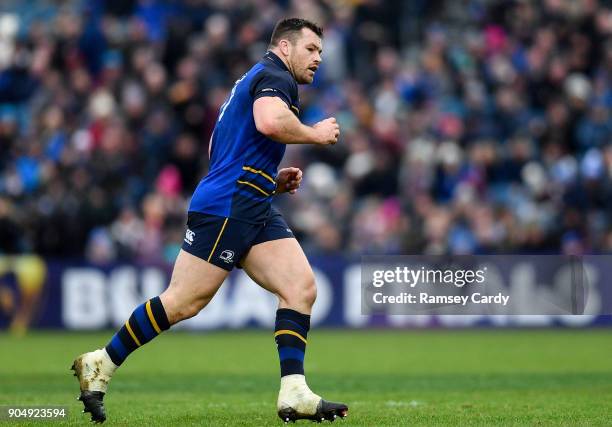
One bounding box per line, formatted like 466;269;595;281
312;117;340;145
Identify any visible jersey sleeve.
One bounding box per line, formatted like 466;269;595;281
250;69;296;109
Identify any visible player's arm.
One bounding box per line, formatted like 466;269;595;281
253;96;339;145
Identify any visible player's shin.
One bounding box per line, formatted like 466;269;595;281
274;308;348;422
275;308;316;409
105;296;171;366
71;296;171;423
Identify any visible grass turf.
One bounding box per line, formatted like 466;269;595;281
0;329;611;426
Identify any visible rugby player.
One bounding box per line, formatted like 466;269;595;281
71;18;348;424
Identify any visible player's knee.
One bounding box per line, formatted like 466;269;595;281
173;300;206;321
160;291;210;323
302;274;317;306
283;272;317;308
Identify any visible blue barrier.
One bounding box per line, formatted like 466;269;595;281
0;255;610;331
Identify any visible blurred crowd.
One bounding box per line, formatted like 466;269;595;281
0;0;611;262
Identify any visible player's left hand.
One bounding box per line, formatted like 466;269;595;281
275;167;303;194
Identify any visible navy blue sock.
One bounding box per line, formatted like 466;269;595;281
274;308;310;377
105;296;170;366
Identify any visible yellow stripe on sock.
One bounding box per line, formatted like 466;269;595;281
242;166;275;184
236;180;271;196
274;329;307;344
125;320;141;346
145;300;162;334
207;218;229;262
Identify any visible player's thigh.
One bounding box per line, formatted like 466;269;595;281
241;237;315;298
161;249;229;320
165;249;229;299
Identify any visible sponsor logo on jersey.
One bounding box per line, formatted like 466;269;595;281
184;229;195;245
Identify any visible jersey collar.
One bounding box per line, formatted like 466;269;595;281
264;51;290;73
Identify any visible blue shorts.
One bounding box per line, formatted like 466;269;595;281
181;207;294;271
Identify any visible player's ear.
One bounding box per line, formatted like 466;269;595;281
279;39;290;56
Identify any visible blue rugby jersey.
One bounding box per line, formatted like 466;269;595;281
188;52;300;223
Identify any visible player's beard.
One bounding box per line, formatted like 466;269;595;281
289;57;314;84
295;66;315;84
304;68;315;83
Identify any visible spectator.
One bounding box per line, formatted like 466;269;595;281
0;0;610;260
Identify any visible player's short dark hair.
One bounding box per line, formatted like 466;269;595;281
269;18;323;48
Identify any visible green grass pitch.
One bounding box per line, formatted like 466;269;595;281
1;329;611;426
